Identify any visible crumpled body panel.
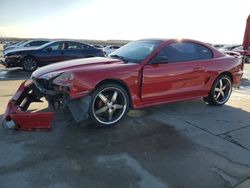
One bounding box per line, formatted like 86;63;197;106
1;81;55;131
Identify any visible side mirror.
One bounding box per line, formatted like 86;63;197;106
45;47;52;52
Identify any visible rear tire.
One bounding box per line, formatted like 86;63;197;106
203;75;232;106
22;56;38;71
89;83;129;127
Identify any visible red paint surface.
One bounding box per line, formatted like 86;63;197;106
2;82;54;131
10;112;54;131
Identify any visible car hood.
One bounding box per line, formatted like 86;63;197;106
5;47;40;55
32;57;126;78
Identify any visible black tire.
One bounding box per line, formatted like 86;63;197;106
22;56;38;71
203;74;232;106
89;83;129;127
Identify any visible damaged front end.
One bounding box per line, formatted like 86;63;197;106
1;72;91;131
1;81;55;131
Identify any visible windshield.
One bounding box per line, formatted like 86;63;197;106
109;40;163;63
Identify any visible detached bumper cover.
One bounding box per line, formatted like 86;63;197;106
1;81;55;131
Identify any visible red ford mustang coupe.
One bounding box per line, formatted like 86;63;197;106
1;39;244;130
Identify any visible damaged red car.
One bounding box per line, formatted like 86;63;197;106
1;38;244;130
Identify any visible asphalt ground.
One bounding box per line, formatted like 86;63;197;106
1;46;250;188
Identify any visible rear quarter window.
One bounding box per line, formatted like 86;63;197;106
196;44;213;60
166;42;213;62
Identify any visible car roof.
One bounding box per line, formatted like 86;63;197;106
38;40;89;49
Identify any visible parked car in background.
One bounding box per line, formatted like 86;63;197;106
218;44;241;52
3;40;51;55
2;39;243;129
103;45;120;55
212;44;225;49
231;45;250;63
2;40;105;71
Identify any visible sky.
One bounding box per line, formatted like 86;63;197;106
0;0;249;44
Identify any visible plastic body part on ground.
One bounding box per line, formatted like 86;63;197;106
1;81;55;131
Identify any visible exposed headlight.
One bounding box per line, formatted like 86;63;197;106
52;72;75;87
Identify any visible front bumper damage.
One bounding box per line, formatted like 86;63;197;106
1;80;91;131
1;81;55;131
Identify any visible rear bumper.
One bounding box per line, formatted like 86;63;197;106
1;81;55;131
232;71;244;87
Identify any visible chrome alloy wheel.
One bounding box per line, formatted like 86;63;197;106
22;57;37;71
92;87;127;125
213;77;232;104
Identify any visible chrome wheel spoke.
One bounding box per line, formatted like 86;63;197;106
219;80;223;89
221;91;225;97
111;91;118;102
215;92;221;99
95;106;108;115
215;88;220;92
222;83;229;90
98;93;108;104
108;109;113;121
113;104;123;109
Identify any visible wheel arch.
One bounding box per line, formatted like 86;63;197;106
93;79;132;107
218;71;233;81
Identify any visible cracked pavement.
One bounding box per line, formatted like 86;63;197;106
1;56;250;187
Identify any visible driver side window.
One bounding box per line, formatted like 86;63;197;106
46;42;60;51
150;45;176;64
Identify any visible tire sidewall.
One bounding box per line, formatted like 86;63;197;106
89;83;129;127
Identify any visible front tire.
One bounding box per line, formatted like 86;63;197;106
22;56;38;71
89;83;129;127
203;75;232;106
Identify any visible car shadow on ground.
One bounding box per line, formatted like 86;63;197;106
1;98;250;145
1;99;250;187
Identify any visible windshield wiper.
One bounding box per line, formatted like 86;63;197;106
109;54;128;63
